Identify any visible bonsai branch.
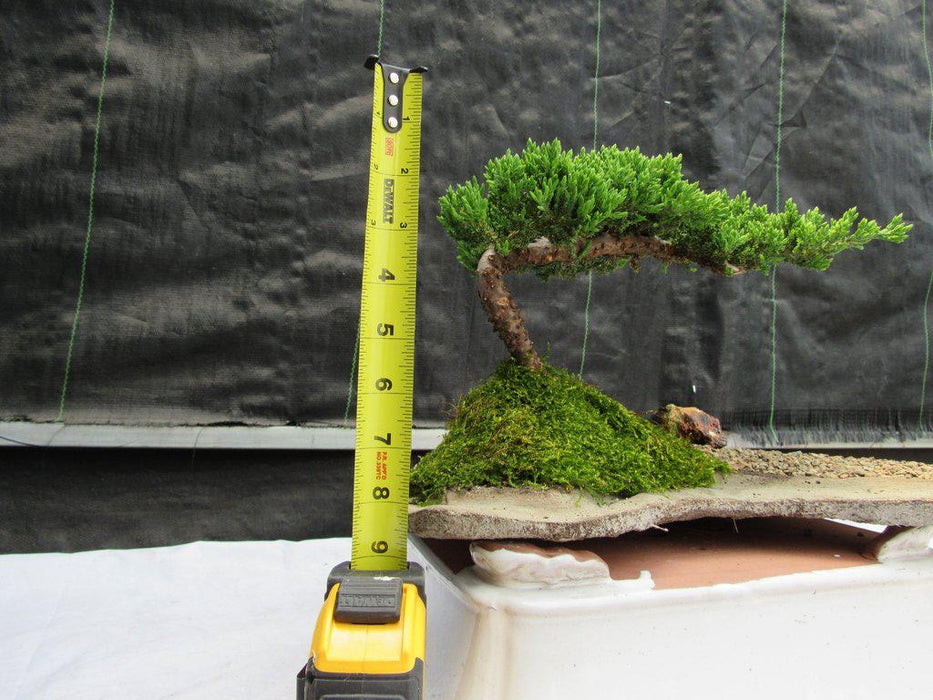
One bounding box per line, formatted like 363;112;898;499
476;233;745;369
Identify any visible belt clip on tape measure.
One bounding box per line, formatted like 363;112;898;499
297;55;427;700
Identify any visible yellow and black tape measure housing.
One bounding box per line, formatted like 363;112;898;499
299;562;427;700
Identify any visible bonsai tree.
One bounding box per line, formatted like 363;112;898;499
439;139;910;369
410;140;909;504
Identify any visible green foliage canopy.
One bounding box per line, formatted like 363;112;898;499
438;139;910;277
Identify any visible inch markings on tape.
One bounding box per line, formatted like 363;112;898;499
351;57;426;571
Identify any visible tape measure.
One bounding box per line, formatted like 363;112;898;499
351;55;425;571
298;56;427;700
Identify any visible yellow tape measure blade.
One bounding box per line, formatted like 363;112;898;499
351;60;424;571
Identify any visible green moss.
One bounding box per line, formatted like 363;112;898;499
438;139;910;276
410;360;729;505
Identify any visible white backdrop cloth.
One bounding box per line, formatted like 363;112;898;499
1;539;358;699
4;536;933;699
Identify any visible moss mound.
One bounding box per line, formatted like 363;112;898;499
411;361;729;504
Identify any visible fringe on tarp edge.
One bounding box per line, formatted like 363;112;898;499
722;408;933;447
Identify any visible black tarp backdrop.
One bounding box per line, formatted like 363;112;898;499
1;0;932;442
0;447;356;552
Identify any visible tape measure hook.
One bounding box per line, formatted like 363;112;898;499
364;54;428;74
365;56;428;134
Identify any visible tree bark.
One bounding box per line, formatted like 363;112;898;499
475;233;743;369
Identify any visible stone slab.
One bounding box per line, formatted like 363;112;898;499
409;471;933;542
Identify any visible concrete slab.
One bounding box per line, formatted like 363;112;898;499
409;449;933;541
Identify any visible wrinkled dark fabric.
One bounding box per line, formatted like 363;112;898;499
1;0;931;443
0;447;355;552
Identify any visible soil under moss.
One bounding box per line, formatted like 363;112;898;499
411;360;729;505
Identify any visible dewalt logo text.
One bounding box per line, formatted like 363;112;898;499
382;178;395;224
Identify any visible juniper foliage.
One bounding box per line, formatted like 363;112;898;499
438;139;910;277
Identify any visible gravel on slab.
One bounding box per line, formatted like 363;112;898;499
705;448;933;480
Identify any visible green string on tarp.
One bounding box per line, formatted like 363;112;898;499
918;0;933;433
579;0;602;379
57;0;116;423
768;0;789;443
345;0;389;423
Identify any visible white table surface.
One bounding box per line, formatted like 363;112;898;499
5;534;932;699
1;539;361;699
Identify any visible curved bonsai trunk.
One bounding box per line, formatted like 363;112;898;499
477;244;544;369
476;234;743;369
